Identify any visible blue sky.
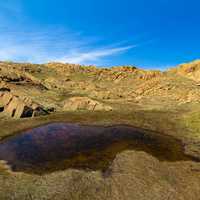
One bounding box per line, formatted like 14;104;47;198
0;0;200;69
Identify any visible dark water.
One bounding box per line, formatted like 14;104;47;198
0;123;196;174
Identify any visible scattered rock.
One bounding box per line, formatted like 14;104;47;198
138;71;163;80
91;91;112;100
0;69;24;82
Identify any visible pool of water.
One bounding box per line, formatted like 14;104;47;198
0;123;197;174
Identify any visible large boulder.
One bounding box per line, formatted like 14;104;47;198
0;92;48;118
63;97;112;111
0;92;13;106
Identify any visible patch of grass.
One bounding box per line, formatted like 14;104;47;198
181;110;200;139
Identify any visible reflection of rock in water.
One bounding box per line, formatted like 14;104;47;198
0;123;197;174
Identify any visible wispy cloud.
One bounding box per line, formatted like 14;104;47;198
54;45;136;64
0;1;136;65
0;25;136;65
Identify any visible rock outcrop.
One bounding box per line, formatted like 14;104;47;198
0;69;24;82
138;70;163;80
0;92;48;118
63;97;113;111
168;60;200;81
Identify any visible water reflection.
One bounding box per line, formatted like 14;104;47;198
0;123;195;174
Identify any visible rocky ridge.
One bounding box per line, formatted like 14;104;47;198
0;60;200;118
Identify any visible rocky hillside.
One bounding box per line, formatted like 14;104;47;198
0;60;200;119
168;60;200;81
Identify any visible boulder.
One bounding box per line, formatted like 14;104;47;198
4;96;33;118
1;92;13;105
63;97;112;112
0;92;48;118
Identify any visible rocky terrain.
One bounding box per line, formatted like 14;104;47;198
1;60;200;117
0;60;200;200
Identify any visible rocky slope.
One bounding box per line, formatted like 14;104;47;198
1;60;200;119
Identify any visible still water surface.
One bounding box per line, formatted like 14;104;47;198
0;123;195;174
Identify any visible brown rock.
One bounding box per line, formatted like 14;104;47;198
0;92;48;118
63;97;112;111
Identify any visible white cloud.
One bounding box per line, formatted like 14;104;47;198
0;1;136;65
0;25;136;65
54;45;136;64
